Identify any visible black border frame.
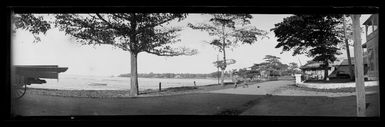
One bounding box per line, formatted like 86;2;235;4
2;0;383;126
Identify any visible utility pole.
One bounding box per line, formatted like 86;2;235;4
352;14;366;117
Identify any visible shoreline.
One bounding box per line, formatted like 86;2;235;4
24;81;257;98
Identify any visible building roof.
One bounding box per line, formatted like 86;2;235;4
300;57;369;70
300;61;327;70
363;14;378;26
338;57;369;66
338;58;355;65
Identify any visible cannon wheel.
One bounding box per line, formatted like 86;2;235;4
12;82;27;100
12;75;28;100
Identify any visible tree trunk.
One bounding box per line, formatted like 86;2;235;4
220;24;226;87
343;15;355;81
129;52;139;96
221;48;226;86
220;69;225;86
347;43;355;80
323;62;329;81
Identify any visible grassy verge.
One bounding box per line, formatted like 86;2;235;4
290;84;379;93
304;80;353;83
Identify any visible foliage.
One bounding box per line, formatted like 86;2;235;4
53;13;197;96
335;15;365;50
12;14;52;42
261;55;288;76
213;59;236;68
287;62;301;75
271;14;344;80
250;55;293;77
188;14;267;67
235;68;260;80
188;14;267;86
54;13;197;56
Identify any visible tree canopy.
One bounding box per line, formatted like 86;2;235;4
12;14;52;42
12;13;198;96
188;14;268;86
213;59;236;69
188;14;268;54
54;13;197;56
249;55;293;77
271;14;344;80
235;68;259;80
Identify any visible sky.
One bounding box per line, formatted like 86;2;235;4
12;14;371;76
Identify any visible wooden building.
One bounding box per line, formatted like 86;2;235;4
362;14;379;80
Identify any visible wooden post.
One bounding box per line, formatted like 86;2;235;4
352;14;366;117
159;82;161;92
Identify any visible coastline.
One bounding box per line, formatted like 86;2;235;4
24;81;252;98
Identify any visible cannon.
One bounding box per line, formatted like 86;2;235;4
12;65;68;100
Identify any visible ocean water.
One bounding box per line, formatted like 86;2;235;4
28;74;231;90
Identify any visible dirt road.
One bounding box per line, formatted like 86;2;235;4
12;80;380;116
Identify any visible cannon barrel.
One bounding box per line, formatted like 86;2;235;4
14;65;68;79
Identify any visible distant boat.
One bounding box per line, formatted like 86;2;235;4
88;83;107;86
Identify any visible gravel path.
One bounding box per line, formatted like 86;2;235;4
209;80;290;95
209;80;379;116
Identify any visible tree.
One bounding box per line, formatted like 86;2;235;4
213;59;236;69
54;13;197;96
287;62;300;75
262;55;283;76
279;63;289;76
250;55;288;78
188;14;268;86
271;15;343;80
236;68;259;80
340;15;355;80
250;62;268;71
12;14;52;43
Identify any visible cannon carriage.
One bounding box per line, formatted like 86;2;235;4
12;65;68;100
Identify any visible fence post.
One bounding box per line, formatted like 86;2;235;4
159;82;161;92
